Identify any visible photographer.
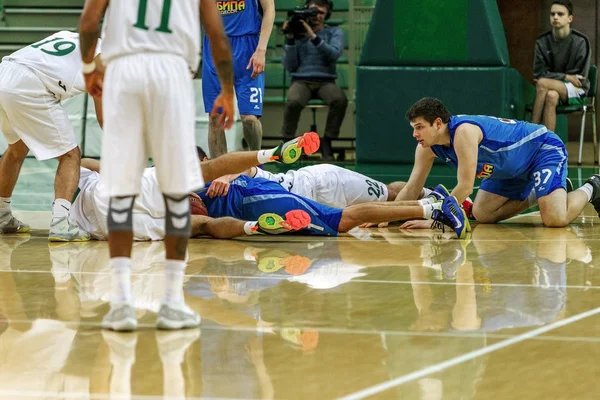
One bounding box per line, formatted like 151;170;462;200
280;0;347;160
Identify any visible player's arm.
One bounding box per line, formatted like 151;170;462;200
191;216;247;239
452;124;482;204
200;0;234;93
81;158;101;172
79;0;108;63
246;0;275;78
395;145;436;201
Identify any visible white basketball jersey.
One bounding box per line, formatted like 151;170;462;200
101;0;200;72
2;31;100;101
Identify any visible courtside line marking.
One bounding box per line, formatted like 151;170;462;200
2;318;600;344
0;269;597;289
0;391;237;400
337;306;600;400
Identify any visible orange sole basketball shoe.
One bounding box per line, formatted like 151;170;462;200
255;210;312;235
273;132;320;164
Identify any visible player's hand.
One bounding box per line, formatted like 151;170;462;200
300;20;316;39
399;219;433;229
247;49;266;79
206;176;230;198
84;71;103;98
211;90;235;130
566;74;582;87
359;221;389;228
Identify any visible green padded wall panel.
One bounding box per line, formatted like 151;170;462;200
355;67;526;164
361;0;509;66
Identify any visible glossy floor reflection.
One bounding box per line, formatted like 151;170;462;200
2;210;600;399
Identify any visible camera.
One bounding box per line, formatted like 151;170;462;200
282;6;320;37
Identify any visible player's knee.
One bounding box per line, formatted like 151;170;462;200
545;90;560;105
163;193;191;237
471;206;498;223
107;196;136;233
541;213;569;228
535;78;551;91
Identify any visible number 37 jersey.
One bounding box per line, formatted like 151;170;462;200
101;0;200;73
3;31;101;101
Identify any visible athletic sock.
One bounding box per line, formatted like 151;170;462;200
576;183;594;202
52;198;71;219
257;148;277;164
0;197;11;212
110;257;133;305
422;202;442;219
163;260;186;304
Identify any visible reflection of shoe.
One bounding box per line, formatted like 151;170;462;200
255;210;311;234
102;303;138;332
48;216;90;242
280;328;319;352
156;330;201;364
256;251;312;275
426;184;450;202
273;132;320;163
431;234;471;280
0;211;30;234
432;197;471;239
156;302;200;330
585;175;600;216
102;330;138;364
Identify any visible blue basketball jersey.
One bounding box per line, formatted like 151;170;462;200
431;115;554;180
216;0;262;36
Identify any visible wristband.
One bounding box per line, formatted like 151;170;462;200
82;60;97;74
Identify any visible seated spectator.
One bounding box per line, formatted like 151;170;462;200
280;0;347;160
531;0;591;131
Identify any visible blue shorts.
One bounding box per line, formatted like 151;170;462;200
202;34;264;116
242;192;343;236
480;135;568;201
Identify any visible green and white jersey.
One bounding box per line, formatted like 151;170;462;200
2;31;101;101
101;0;200;73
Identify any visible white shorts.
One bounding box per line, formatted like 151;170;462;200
0;61;77;160
100;53;203;197
257;164;389;208
72;167;168;241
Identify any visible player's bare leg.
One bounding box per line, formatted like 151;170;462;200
49;146;90;242
208;115;228;158
0;140;30;233
471;190;532;223
241;114;262;151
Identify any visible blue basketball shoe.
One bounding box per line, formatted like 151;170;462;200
431;196;471;239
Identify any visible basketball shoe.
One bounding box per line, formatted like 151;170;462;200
49;216;90;242
253;210;311;235
431;196;471;239
156;302;200;330
102;303;138;331
0;210;30;234
272;132;320;163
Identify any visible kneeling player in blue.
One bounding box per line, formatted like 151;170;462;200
193;175;471;238
397;97;600;227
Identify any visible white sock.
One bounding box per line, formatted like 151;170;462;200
422;202;442;219
257;148;277;164
422;188;433;198
0;197;10;212
52;198;71;219
576;183;594;202
527;189;538;207
418;197;434;205
163;259;186;304
244;221;260;235
110;257;132;305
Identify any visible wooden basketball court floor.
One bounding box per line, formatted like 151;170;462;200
1;160;600;399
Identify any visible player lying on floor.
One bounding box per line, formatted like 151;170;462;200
71;133;320;241
190;174;470;238
204;162;473;210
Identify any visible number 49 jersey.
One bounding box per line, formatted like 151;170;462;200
101;0;200;74
3;31;101;101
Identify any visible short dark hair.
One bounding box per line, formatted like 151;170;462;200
405;98;452;125
196;146;208;160
307;0;332;11
552;0;573;15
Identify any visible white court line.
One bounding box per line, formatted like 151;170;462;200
337;306;600;400
1;318;600;344
1;269;598;289
0;390;236;400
